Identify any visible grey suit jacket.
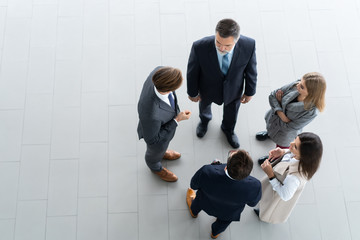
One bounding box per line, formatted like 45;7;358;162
137;67;180;148
265;80;318;146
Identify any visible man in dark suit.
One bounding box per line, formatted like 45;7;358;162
137;66;191;182
187;18;258;148
186;149;261;239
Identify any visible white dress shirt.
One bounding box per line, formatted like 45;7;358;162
269;153;301;201
154;87;178;124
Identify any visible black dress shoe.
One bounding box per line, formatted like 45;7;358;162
221;126;240;148
256;131;268;141
196;121;208;138
253;209;260;218
258;155;269;165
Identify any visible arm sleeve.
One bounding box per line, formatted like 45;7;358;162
190;166;205;190
269;174;300;201
268;81;298;112
187;44;201;98
247;181;262;207
243;43;258;97
140;115;177;146
278;109;318;131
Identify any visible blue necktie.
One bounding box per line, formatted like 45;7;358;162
168;93;175;110
221;53;229;75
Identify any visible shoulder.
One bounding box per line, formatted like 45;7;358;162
243;175;261;188
193;36;215;49
237;35;255;47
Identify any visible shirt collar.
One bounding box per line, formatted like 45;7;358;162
225;168;235;180
154;86;170;102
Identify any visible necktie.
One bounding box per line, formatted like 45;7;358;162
221;53;230;75
168;92;175;110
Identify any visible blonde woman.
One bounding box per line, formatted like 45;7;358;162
256;72;326;164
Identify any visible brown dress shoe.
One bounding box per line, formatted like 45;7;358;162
186;188;197;218
211;233;220;239
153;167;178;182
163;150;181;160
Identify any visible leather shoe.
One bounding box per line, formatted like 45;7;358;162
186;188;197;218
196;121;208;138
258;155;269;165
256;131;268;141
211;233;220;239
163;150;181;160
153;167;178;182
221;126;240;148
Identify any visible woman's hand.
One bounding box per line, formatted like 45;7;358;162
261;159;275;179
276;111;291;123
276;90;283;103
268;147;286;161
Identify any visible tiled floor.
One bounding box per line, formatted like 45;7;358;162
0;0;360;239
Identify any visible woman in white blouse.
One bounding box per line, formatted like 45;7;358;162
255;132;323;223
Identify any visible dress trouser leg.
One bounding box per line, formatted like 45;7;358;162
190;194;202;216
211;218;232;236
199;99;212;124
221;99;241;133
145;143;168;171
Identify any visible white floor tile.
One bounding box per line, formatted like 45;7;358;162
47;160;78;216
139;195;169;240
77;198;107;240
18;145;50;200
108;156;138;213
0;219;15;240
0;110;23;162
108;213;138;240
22;94;53;144
79;143;108;197
46;216;77;240
0;162;19;218
14;200;47;240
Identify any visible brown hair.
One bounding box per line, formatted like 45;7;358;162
302;72;326;112
152;67;183;92
215;18;240;39
298;132;323;180
227;150;253;180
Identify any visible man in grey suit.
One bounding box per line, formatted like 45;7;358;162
187;18;258;148
137;66;191;182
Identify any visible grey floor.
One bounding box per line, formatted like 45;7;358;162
0;0;360;239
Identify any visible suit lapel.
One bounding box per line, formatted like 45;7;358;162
208;41;223;77
154;91;176;113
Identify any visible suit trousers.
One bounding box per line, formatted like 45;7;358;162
199;98;241;132
191;194;232;236
145;142;168;171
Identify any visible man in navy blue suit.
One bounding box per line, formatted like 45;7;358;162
186;149;261;239
187;18;258;148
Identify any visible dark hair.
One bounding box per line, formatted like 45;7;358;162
227;150;253;180
215;18;240;39
298;132;323;180
152;67;183;92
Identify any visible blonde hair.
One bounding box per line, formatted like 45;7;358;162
302;72;326;112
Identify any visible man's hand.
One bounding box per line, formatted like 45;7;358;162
188;95;201;102
175;110;191;122
240;94;252;104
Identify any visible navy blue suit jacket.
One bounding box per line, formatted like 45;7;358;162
187;35;257;105
191;164;261;221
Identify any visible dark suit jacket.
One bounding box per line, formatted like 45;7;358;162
187;35;257;105
137;66;180;147
191;164;261;221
